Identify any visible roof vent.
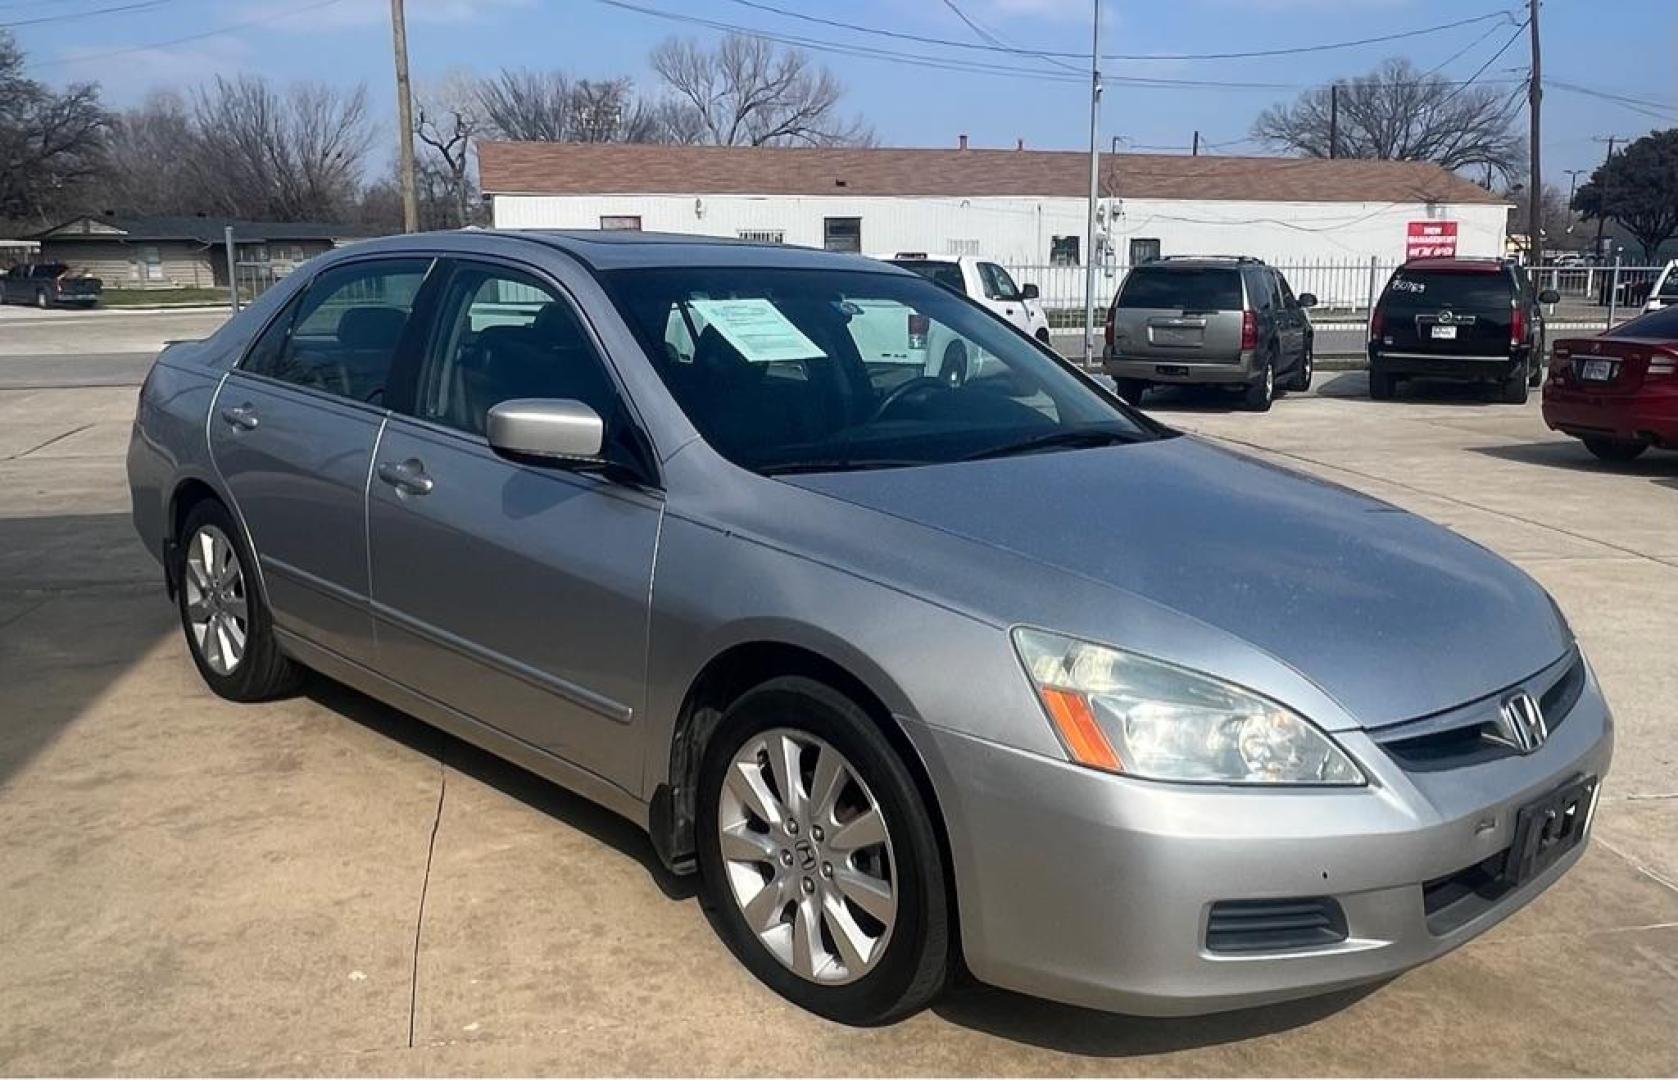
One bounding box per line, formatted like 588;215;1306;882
958;134;968;151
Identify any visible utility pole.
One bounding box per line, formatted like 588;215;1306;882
1191;130;1200;157
1328;84;1338;159
1081;0;1103;368
390;0;418;233
1564;168;1586;209
1591;136;1618;255
1526;0;1542;271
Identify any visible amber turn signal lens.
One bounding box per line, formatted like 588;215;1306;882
1040;687;1123;773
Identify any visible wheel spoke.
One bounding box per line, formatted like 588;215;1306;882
725;760;786;829
821;891;875;974
765;731;805;819
201;614;224;669
214;618;239;669
790;895;823;979
223;592;248;622
828;805;886;854
740;876;790;933
832;866;895;924
221;613;247;653
719;824;778;866
807;745;846;827
185;557;212;592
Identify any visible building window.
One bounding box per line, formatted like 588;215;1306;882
1050;235;1080;266
823;216;861;253
1129;238;1161;265
737;229;785;244
600;215;642;231
946;238;980;255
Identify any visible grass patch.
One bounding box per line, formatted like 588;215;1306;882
100;287;230;308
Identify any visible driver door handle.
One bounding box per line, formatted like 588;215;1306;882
220;403;259;431
376;458;434;496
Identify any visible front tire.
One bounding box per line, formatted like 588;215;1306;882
1289;340;1314;392
1582;436;1648;463
34;289;48;309
696;677;949;1026
176;500;300;702
1369;370;1396;400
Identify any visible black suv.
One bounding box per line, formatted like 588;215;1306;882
1103;256;1315;413
1367;258;1557;403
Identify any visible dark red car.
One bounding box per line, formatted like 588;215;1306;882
1543;305;1678;461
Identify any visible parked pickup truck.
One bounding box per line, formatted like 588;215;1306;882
1;263;102;308
873;253;1051;341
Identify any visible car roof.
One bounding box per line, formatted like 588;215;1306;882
1399;257;1511;272
1134;257;1259;270
495;229;898;273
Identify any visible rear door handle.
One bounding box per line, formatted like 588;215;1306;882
376;458;434;496
220;403;259;431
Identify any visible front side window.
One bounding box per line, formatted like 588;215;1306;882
412;263;618;436
243;258;430;404
606;266;1157;475
979;262;1021;301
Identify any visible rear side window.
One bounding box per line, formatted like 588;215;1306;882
1117;267;1242;311
890;260;964;293
1382;270;1514;313
1614;304;1678;338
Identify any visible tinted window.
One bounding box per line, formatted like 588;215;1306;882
979;262;1021;301
246;259;430;403
1612;304;1678;339
890;259;965;293
413;264;618;435
605;266;1153;474
1117;267;1242;310
1382;270;1515;313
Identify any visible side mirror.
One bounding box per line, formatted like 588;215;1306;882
486;398;604;463
1020;283;1040;300
1297;292;1318;309
1537;289;1561;305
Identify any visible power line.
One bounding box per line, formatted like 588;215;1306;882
1;0;172;29
1550;81;1678;120
23;0;352;70
939;0;1081;75
719;0;1518;64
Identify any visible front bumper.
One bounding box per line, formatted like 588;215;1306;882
902;666;1613;1016
1104;350;1258;385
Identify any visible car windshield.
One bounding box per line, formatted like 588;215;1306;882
888;259;965;292
1383;270;1513;313
1117;266;1242;310
606;265;1158;474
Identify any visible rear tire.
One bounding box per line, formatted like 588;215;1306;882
1499;360;1530;404
1244;356;1275;412
1111;377;1147;406
176;500;301;702
1582;436;1648;463
696;677;950;1026
1289;341;1314;392
1368;370;1396;400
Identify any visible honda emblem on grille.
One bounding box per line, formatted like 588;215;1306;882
1492;691;1548;753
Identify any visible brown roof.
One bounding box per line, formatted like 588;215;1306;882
478;142;1504;206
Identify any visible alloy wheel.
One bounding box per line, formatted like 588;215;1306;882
717;728;898;985
183;524;249;675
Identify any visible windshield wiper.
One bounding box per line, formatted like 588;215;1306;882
962;428;1144;462
758;458;925;476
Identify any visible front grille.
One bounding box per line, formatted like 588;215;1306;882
1205;898;1348;954
1375;650;1585;772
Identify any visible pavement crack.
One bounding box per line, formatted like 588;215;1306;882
6;422;93;460
407;747;446;1050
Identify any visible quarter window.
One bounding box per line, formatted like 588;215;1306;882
412;263;618;436
823;217;862;253
242;258;430;404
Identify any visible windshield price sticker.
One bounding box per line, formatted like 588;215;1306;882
687;298;826;363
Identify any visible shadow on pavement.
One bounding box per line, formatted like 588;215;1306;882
0;511;169;788
301;673;698;902
1469;441;1678;480
933;976;1383;1056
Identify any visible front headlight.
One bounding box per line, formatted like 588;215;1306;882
1013;628;1365;785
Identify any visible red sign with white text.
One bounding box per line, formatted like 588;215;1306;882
1406;220;1459;259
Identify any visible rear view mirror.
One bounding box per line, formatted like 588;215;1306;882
486;399;604;462
1297;293;1318;308
1020;283;1040;300
1538;289;1561;305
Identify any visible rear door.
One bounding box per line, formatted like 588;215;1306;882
1110;265;1245;362
1379;267;1515;357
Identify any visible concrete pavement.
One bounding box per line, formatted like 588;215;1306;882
1;354;1676;1074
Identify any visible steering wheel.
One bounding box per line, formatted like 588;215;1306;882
872;375;952;421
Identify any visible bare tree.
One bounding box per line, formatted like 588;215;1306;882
415;73;481;228
100;92;199;215
188;76;371;221
476;69;579;142
649;34;872;147
1252;58;1524;180
475;68;685;144
0;30;114;224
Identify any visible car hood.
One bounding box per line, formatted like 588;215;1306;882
783;436;1568;727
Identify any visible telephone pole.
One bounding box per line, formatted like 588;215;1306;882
1081;0;1103;367
1526;0;1542;270
1328;84;1339;159
1191;130;1200;157
1591;136;1620;254
390;0;419;233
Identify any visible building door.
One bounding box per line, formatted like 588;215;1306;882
823;217;862;253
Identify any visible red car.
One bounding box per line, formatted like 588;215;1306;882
1543;305;1678;462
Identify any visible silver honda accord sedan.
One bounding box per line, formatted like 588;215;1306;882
128;230;1611;1025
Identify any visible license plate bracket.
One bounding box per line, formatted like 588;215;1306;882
1507;775;1598;886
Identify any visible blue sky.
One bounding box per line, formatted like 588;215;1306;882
9;0;1676;183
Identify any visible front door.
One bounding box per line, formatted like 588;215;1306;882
209;256;434;663
977;262;1033;333
367;259;661;791
1275;272;1309;371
